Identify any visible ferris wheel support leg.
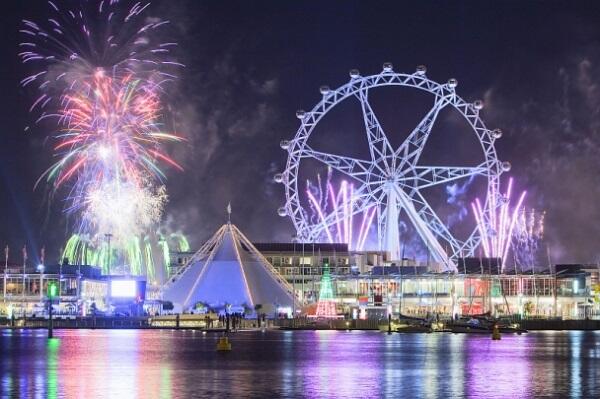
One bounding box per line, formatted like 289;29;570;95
383;185;401;261
377;206;384;253
394;187;457;272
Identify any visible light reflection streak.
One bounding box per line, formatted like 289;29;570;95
448;335;466;397
569;331;582;398
423;334;439;399
160;366;172;399
46;338;60;399
2;330;14;395
305;330;381;398
382;333;403;396
466;334;532;398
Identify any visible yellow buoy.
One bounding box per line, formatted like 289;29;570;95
217;336;232;351
492;324;501;340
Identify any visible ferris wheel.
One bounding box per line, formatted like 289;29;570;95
275;63;509;271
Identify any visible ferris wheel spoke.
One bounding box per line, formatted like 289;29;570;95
394;95;450;172
408;163;488;190
405;189;462;254
356;89;394;168
391;186;455;269
451;229;480;263
300;145;372;184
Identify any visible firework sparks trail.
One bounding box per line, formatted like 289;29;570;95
21;1;184;277
306;189;334;244
512;208;546;269
306;168;374;250
327;182;342;242
471;177;526;269
63;230;189;280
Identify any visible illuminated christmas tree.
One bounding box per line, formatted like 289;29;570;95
315;261;337;318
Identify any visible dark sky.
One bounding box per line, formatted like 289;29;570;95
1;0;599;265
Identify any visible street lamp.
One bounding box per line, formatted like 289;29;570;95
47;281;58;339
105;233;113;275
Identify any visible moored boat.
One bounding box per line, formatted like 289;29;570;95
450;313;528;334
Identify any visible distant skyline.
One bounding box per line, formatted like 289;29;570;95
1;1;599;264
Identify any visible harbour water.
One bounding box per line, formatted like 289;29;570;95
1;329;599;398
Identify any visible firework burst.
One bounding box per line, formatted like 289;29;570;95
21;1;184;278
472;177;526;269
305;168;375;251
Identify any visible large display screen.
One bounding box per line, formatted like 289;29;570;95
111;280;137;298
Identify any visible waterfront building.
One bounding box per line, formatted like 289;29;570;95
2;237;597;320
169;244;599;319
323;269;594;320
162;223;296;314
0;263;146;317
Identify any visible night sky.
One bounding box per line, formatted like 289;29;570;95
1;1;599;265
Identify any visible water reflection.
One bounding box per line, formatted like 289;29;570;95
449;334;466;397
466;334;532;398
570;331;582;398
1;329;600;398
46;338;59;399
302;330;382;398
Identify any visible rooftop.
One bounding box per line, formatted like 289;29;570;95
252;242;349;253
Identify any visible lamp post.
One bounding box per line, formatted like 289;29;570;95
22;245;28;300
47;281;58;338
105;233;113;275
38;246;45;300
3;245;8;302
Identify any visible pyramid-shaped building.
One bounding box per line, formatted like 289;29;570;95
162;223;296;313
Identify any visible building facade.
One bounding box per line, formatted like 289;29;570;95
169;245;600;319
4;245;596;320
0;264;146;317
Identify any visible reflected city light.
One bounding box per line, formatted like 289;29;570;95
46;338;60;399
1;330;600;397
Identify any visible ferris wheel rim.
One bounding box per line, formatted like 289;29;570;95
280;66;504;266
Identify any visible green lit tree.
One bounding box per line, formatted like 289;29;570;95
315;262;337;318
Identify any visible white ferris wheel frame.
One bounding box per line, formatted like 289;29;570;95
277;64;507;271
